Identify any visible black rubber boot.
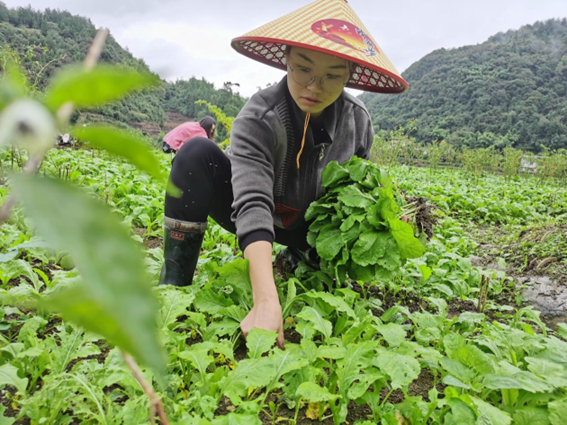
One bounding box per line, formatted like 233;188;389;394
159;217;206;287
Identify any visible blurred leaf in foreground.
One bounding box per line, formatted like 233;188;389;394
12;175;165;373
45;65;159;110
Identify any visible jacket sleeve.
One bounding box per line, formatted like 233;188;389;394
356;117;375;160
227;108;277;249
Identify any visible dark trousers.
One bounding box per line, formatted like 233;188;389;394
164;137;310;250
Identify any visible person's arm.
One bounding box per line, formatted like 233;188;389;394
239;240;284;348
227;102;285;347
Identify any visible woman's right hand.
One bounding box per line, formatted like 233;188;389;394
240;298;285;349
242;240;285;349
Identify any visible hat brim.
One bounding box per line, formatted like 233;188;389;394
232;37;408;94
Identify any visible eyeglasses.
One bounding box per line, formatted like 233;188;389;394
288;62;349;93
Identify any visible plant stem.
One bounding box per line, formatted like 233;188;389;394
122;351;169;425
381;387;395;407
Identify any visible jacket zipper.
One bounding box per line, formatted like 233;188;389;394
319;144;326;161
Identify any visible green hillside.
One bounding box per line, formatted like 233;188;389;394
0;2;246;138
360;19;567;152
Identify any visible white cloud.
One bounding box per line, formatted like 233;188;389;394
3;0;567;97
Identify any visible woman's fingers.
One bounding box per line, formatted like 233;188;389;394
240;302;286;350
276;326;285;350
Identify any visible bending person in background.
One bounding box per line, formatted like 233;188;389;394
160;0;408;349
162;116;216;153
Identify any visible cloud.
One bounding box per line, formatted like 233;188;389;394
3;0;567;97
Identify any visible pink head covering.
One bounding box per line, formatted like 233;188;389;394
163;122;208;150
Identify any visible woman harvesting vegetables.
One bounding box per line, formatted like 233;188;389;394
161;0;408;348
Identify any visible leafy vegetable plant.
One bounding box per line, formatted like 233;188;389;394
306;156;425;284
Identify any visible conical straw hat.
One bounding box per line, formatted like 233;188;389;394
231;0;408;93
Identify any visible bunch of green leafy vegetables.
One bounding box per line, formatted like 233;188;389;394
306;157;426;284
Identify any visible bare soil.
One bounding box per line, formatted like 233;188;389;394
133;227;163;249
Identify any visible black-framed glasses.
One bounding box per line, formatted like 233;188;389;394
288;62;349;93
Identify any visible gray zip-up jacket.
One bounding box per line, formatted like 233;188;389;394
226;76;374;249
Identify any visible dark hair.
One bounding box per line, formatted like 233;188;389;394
199;116;217;139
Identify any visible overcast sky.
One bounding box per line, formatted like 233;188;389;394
4;0;567;97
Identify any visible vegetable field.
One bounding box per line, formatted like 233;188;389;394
0;146;565;425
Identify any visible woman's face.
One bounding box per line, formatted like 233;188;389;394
286;46;350;118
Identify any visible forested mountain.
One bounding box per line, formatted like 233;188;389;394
0;2;246;137
1;3;565;151
360;19;567;152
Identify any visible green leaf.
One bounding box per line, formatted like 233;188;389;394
315;224;345;261
557;323;567;340
156;287;195;329
204;319;240;340
374;323;407;347
347;158;371;182
377;197;398;221
445;399;476;425
512;407;550;425
338;186;376;210
221;358;276;403
246;328;277;359
443;334;467;358
321;161;349;187
0;61;27;111
297;307;332;340
195;289;233;315
366;203;386;229
71;127;168;185
526;357;567;388
45;65;158;110
510;370;555;393
212;413;261;425
296;382;339;402
0;251;18;263
317;345;347;359
443;375;471;389
0;406;14;425
13;175;164;373
471;396;511;425
270;349;308;380
376;236;402;271
453;345;494;374
0;364;27;394
339;214;364;232
419;265;432;281
283;278;298;317
178;347;214;375
347;373;384;399
336;341;377;391
351;231;389;266
341;221;363;246
483;374;525;390
388;218;425;259
218;305;247;322
305;204;334;222
217;259;252;305
440;358;475;384
305;292;356;319
375;351;420;389
549;399;567;425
